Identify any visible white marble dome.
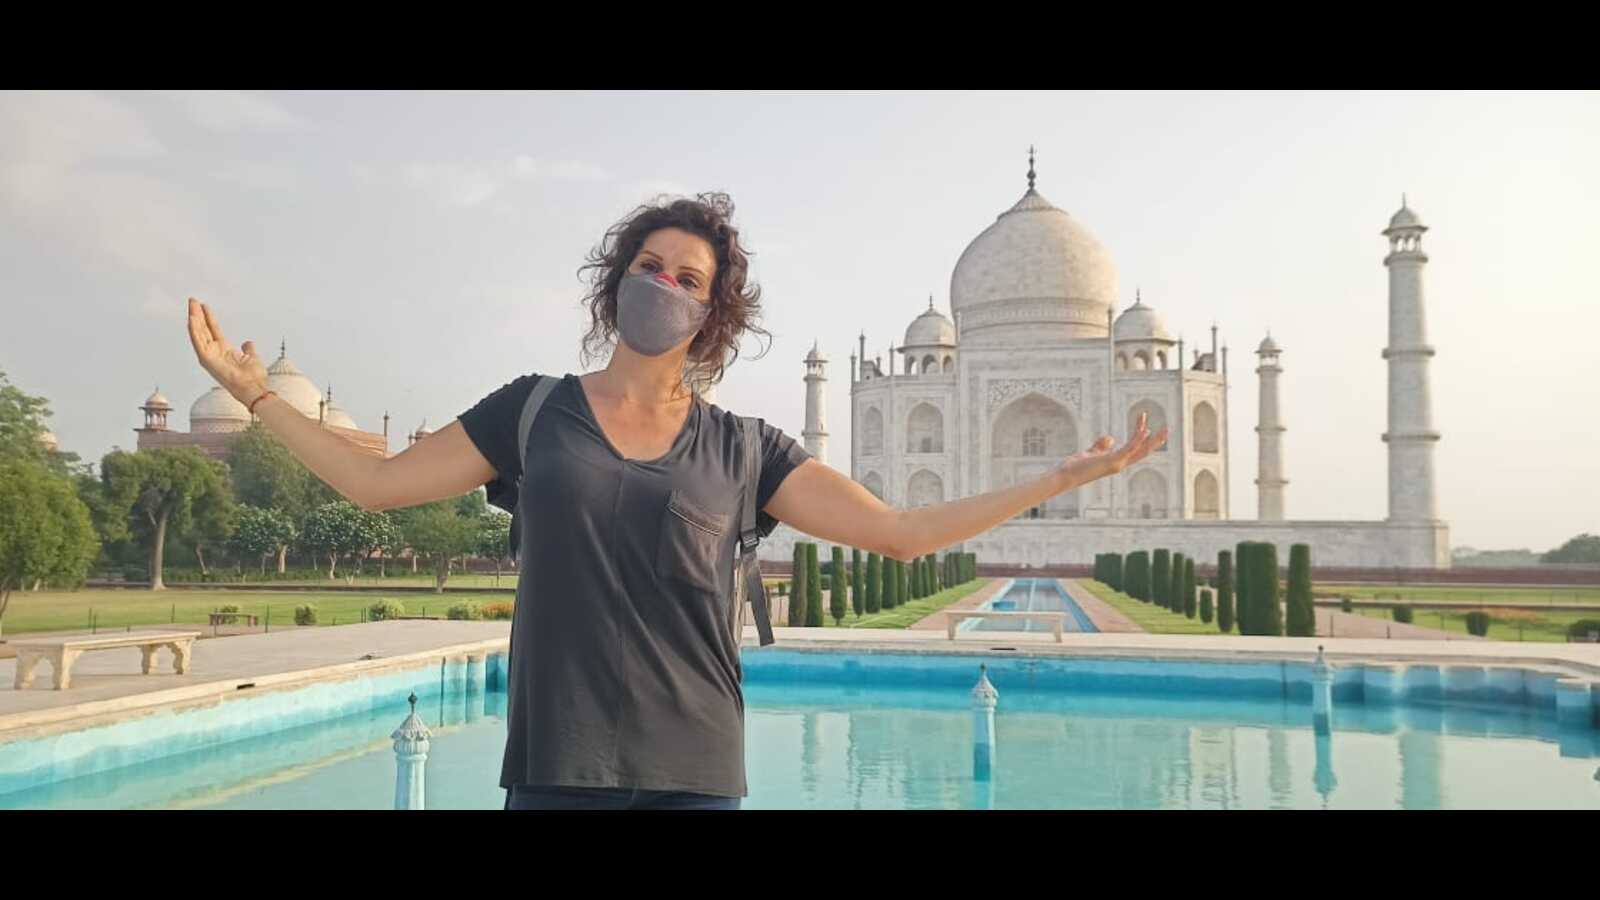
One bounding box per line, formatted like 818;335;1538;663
323;391;359;430
1258;333;1281;354
950;186;1119;345
903;299;956;348
144;388;171;409
1387;203;1424;231
1113;294;1173;342
189;386;251;433
265;346;325;418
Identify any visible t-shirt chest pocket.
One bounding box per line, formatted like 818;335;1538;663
656;489;731;595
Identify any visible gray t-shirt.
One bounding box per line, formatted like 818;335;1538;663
458;372;811;797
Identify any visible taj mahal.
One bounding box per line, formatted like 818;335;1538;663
758;151;1450;569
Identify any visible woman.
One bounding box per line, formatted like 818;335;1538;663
186;192;1166;811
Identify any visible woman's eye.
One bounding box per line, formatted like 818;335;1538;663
640;260;658;272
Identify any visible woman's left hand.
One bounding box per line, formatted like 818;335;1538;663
1055;412;1168;487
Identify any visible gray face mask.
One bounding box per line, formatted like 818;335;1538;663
615;272;710;357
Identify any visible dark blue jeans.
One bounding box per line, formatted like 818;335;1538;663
505;784;741;810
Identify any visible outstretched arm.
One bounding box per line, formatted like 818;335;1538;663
186;298;496;512
763;415;1167;562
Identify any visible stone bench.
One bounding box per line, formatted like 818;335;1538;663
209;612;259;627
946;610;1066;642
10;631;201;691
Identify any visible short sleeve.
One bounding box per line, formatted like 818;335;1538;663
457;373;542;513
754;419;813;534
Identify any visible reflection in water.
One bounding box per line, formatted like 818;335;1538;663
1398;729;1443;810
1313;732;1338;808
1267;729;1292;809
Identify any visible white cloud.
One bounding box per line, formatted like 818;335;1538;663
0;91;164;166
403;161;501;207
0;93;233;286
214;160;297;191
627;179;690;202
377;156;612;207
511;155;607;181
164;90;308;133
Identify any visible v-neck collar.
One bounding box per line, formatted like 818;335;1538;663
567;372;699;465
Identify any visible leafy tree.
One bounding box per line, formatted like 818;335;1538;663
1543;533;1600;564
99;448;234;590
299;500;369;578
229;504;297;576
0;462;98;635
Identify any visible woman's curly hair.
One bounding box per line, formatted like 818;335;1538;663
578;191;771;396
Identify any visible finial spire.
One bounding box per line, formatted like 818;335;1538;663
1026;145;1036;191
1401;192;1408;209
279;338;287;358
928;293;934;310
1135;287;1142;305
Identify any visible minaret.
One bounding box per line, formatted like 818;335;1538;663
1255;334;1287;520
803;340;828;464
1382;197;1440;522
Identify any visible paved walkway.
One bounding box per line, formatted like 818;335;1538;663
0;621;509;740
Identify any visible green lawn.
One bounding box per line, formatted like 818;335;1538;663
1350;606;1600;643
0;588;514;637
1078;580;1230;636
1315;583;1600;606
120;572;521;590
770;578;990;630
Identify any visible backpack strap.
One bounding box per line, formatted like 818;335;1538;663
736;415;775;646
507;375;560;560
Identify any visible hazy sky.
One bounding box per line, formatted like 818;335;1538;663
2;90;1595;551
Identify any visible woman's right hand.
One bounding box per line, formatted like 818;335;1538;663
187;297;270;406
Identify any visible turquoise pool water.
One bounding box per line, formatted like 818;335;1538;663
962;578;1097;633
3;649;1597;810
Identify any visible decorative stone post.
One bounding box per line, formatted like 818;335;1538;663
1311;645;1335;736
971;664;999;781
392;692;432;811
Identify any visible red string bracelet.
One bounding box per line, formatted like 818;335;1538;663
247;389;277;415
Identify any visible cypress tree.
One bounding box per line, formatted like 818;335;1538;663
805;542;824;627
789;543;808;627
1200;587;1214;624
1125;551;1149;600
1183;556;1197;619
1152;549;1171;608
1258;542;1283;636
1286;543;1315;637
1234;542;1252;634
830;545;847;625
1169;552;1186;613
1216;550;1235;633
879;555;895;610
929;553;941;592
852;548;864;618
865;552;882;613
900;559;911;607
1107;552;1123;591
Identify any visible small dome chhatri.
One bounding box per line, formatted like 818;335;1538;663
1113;290;1173;342
1385;194;1426;233
903;295;956;348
